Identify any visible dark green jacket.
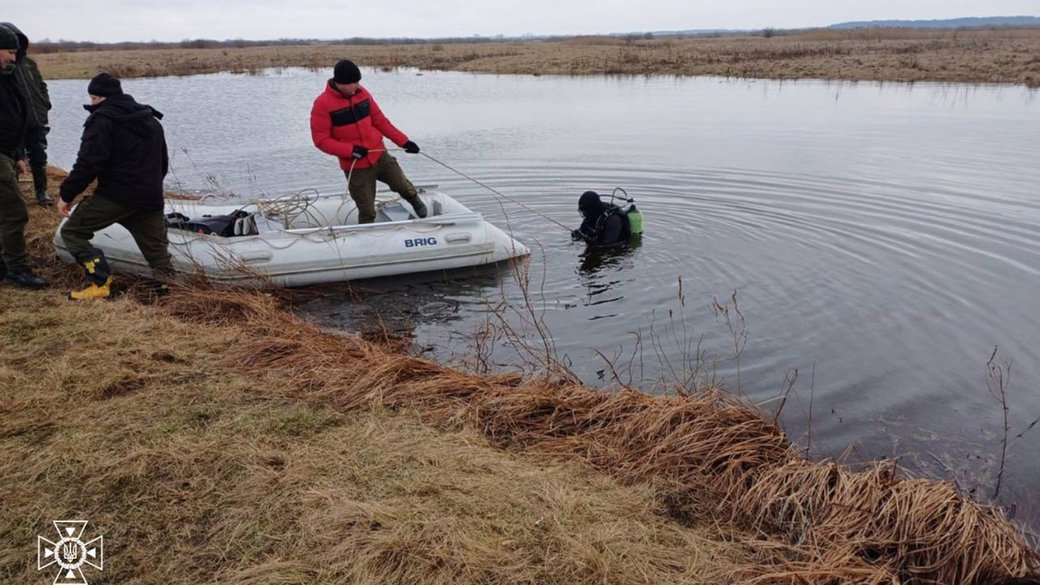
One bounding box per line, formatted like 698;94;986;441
1;22;50;127
0;73;28;159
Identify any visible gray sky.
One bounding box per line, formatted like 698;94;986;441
7;0;1039;43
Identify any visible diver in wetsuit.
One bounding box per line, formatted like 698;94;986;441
571;190;631;247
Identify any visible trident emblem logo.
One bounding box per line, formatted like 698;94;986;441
37;521;104;585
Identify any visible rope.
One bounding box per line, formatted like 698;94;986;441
349;146;571;231
416;151;571;231
169;147;572;263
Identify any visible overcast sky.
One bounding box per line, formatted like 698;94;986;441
7;0;1039;43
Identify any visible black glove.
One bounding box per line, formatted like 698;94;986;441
571;229;583;241
403;140;420;154
351;145;368;160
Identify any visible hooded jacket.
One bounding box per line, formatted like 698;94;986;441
310;81;409;170
60;94;169;211
1;23;49;127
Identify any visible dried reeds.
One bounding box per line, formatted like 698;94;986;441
147;284;1040;584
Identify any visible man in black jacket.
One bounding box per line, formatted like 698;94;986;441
58;73;173;300
0;26;46;289
1;23;51;205
571;190;631;248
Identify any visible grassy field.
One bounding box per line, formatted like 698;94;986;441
35;27;1040;86
2;171;1039;584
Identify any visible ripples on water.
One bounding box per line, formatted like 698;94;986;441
46;69;1040;532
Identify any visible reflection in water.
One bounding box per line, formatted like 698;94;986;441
578;234;643;276
296;262;516;347
577;236;643;319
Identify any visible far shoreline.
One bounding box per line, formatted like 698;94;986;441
33;27;1040;87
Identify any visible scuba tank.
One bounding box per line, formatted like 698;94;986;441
626;204;644;235
610;188;644;235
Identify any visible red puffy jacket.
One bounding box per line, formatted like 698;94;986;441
310;81;409;170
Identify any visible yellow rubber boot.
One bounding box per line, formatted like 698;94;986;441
68;277;113;301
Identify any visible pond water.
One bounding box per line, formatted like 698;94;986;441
46;69;1040;534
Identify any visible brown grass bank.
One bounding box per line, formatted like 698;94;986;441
35;27;1040;87
2;170;1039;584
1;291;759;584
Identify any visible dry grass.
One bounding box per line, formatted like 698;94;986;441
4;169;1039;584
0;291;755;584
34;27;1040;87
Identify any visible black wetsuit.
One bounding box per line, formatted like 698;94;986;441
572;190;631;247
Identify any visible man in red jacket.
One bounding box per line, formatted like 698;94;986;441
310;59;426;224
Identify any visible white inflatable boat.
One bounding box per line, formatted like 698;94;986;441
53;187;530;287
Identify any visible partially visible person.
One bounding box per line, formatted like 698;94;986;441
58;73;172;300
1;22;52;205
310;59;427;224
571;190;631;248
0;26;46;289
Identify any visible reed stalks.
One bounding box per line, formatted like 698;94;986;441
147;282;1040;584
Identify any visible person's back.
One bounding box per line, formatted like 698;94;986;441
572;190;631;248
58;73;172;301
61;92;168;212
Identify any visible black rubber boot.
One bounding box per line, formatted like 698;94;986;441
32;167;53;205
0;256;46;288
3;269;47;289
70;248;113;300
411;198;428;218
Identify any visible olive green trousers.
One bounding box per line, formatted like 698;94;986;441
61;195;174;275
0;154;30;272
345;152;421;224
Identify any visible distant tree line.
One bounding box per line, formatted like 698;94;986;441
32;36;517;54
34;22;1037;54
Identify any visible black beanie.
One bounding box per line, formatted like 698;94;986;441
333;59;362;84
578;190;602;211
87;73;123;97
0;25;18;51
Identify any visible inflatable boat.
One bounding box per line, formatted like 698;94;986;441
53;187;530;287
